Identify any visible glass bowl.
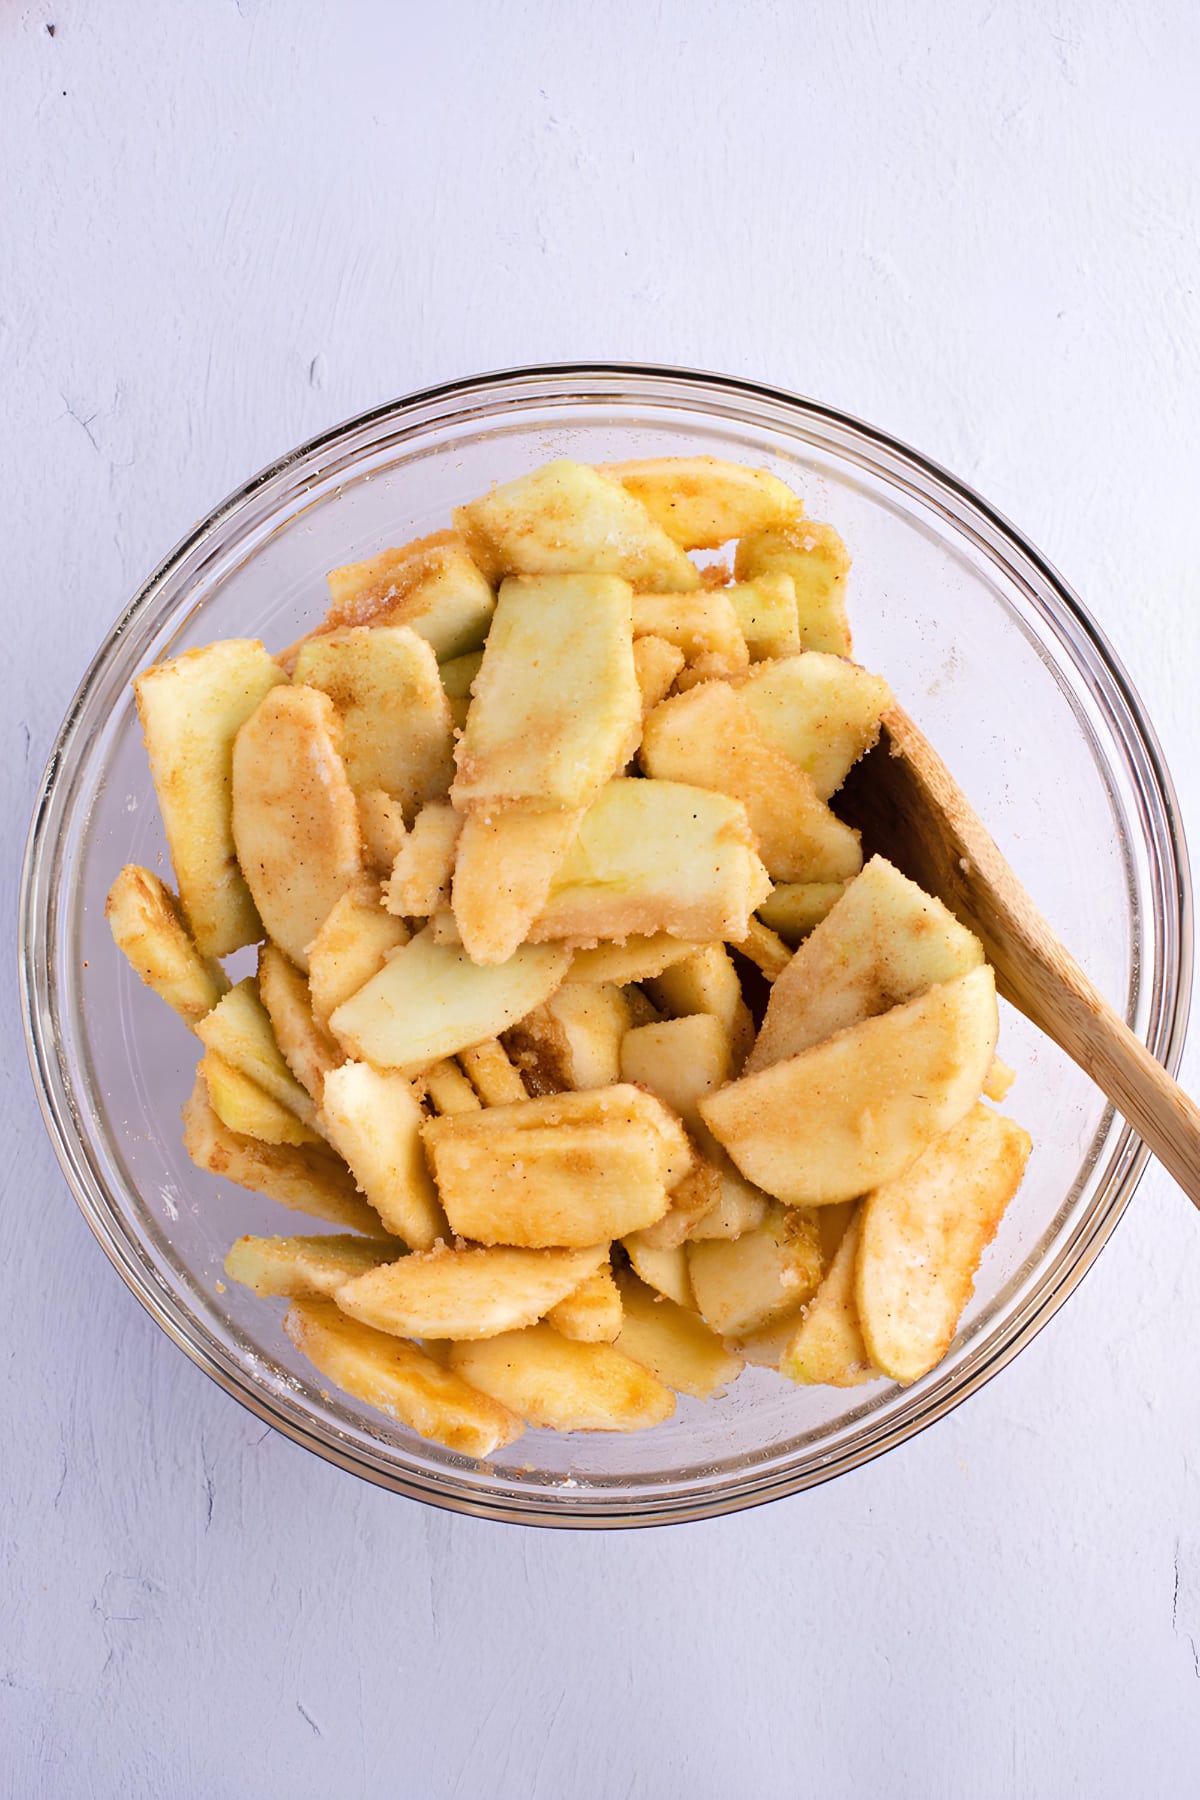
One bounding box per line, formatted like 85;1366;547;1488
20;364;1192;1529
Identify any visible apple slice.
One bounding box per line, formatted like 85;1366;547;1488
603;456;800;549
640;681;862;884
105;864;230;1024
687;1204;823;1338
286;1298;523;1456
306;882;409;1029
328;926;570;1074
734;516;852;655
231;684;363;970
324;531;496;660
454;458;700;592
423;1084;692;1248
134;638;286;956
613;1273;743;1400
181;1076;385;1236
319;1061;447;1250
293;625;455;817
856;1104;1032;1383
225;1233;400;1297
748;856;986;1072
336;1243;608;1341
779;1207;877;1386
701;966;998;1206
545;1264;623;1343
449;1323;675;1432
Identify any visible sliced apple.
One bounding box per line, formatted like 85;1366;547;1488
545;1264;623;1343
702;966;999;1206
181;1076;384;1235
448;1323;675;1432
603;456;800;549
530;778;771;946
336;1243;608;1341
286;1297;523;1456
632;634;686;714
194;976;316;1124
231;684;363;970
383;801;461;918
504;983;632;1094
200;1051;320;1147
566;934;702;986
328;926;570;1073
422;1085;692;1248
623;1238;695;1309
293;625;456;817
357;789;408;873
747;856;986;1072
134;638;286;956
756;881;848;946
645;942;754;1071
105;864;229;1024
734;516;852;655
225;1233;400;1297
319;1061;447;1250
640;680;862;884
454;458;699;592
324;530;496;660
687;1204;822;1338
684;1166;769;1240
727;572;801;661
736;653;891;798
307;882;409;1029
257;942;342;1105
856;1104;1032;1383
457;1039;529;1107
614;1273;743;1400
451;804;585;964
779;1207;877;1386
632;590;749;686
452;572;640;812
418;1058;482;1116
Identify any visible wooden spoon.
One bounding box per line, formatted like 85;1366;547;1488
838;704;1200;1207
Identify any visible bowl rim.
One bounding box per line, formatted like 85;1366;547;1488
19;360;1194;1529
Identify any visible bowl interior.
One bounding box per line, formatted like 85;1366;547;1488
25;369;1188;1524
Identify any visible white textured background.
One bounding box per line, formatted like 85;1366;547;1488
4;3;1200;1795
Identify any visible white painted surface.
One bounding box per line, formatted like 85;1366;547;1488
4;2;1200;1793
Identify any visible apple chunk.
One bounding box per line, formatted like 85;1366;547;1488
734;516;852;655
530;778;771;946
422;1085;692;1247
454;457;700;592
737;653;892;799
701;966;999;1206
452;572;640;813
324;531;496;660
856;1104;1032;1383
319;1060;447;1250
545;1264;623;1342
225;1233;400;1297
181;1076;385;1235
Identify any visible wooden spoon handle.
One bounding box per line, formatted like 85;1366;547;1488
1026;956;1200;1209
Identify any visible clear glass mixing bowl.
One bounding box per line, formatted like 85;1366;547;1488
20;364;1192;1527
